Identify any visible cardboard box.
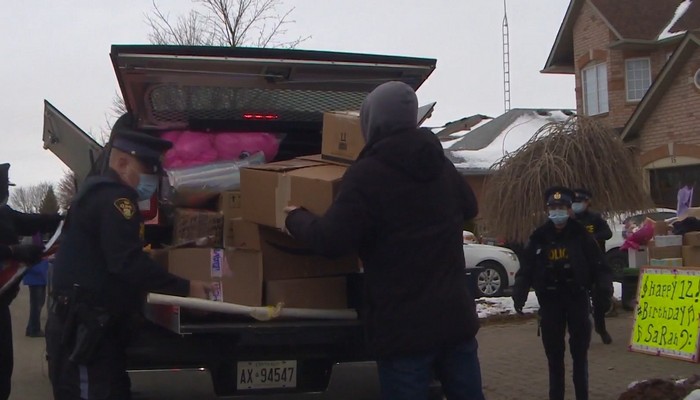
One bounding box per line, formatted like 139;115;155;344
260;227;359;280
172;209;224;246
683;246;700;267
223;219;235;249
240;159;346;229
149;249;170;268
628;247;648;269
654;220;670;236
218;191;242;219
167;248;262;306
654;235;683;247
649;258;683;267
679;207;700;221
228;219;262;250
265;276;347;309
684;232;700;246
320;111;364;165
648;245;682;260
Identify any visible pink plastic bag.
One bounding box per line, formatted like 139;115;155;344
161;131;281;169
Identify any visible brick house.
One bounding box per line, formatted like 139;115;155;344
542;0;700;208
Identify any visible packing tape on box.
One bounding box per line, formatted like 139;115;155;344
276;174;292;228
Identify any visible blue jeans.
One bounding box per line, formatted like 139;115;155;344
26;285;46;336
377;337;485;400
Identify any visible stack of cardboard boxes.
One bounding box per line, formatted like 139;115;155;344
154;111;365;309
644;218;700;268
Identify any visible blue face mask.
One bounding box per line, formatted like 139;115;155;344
548;209;569;225
572;202;586;214
136;174;159;201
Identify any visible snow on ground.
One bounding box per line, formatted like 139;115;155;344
476;282;623;319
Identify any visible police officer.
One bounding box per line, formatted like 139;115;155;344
512;187;612;400
0;163;62;400
46;114;212;400
572;188;614;345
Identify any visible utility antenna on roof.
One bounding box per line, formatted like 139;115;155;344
502;0;511;113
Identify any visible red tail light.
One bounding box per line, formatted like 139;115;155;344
243;113;279;120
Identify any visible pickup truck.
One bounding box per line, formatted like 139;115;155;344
42;45;452;399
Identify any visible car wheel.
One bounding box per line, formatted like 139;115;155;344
605;250;628;281
476;261;508;297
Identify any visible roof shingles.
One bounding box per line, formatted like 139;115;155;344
590;0;699;41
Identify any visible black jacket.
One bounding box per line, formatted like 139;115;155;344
0;205;61;305
512;219;613;307
574;210;612;250
52;170;189;315
286;128;479;358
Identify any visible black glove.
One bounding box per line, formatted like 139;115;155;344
10;244;44;265
513;297;525;315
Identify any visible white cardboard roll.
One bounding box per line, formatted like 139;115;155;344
147;293;357;321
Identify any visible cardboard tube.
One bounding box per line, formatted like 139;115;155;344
147;293;357;321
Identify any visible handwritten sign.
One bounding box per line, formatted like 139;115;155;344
630;267;700;362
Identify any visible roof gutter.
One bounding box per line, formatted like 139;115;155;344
608;36;684;50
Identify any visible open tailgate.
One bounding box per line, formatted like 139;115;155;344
42;100;102;184
110;45;437;130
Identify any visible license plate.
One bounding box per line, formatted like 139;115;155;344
237;360;297;390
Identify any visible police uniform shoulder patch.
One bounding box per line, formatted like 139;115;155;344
114;198;135;220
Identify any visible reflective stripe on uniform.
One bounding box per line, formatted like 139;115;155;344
79;365;89;399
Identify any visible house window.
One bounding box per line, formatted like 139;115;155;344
626;58;652;102
582;63;609;116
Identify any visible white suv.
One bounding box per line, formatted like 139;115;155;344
463;232;520;297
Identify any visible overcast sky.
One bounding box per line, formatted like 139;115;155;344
0;0;574;187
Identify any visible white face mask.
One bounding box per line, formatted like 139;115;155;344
572;202;586;214
548;209;569;225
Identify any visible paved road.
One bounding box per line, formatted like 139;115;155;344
8;288;700;399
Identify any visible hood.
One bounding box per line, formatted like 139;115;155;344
368;128;446;182
357;81;444;181
360;81;418;144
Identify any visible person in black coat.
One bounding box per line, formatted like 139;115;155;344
572;188;614;345
46;115;212;400
0;163;62;400
285;81;484;400
512;187;613;400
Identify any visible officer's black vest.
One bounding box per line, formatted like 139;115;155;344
575;211;605;249
52;175;142;313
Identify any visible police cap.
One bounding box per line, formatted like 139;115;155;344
573;188;593;202
110;113;172;172
0;163;15;187
544;186;574;207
